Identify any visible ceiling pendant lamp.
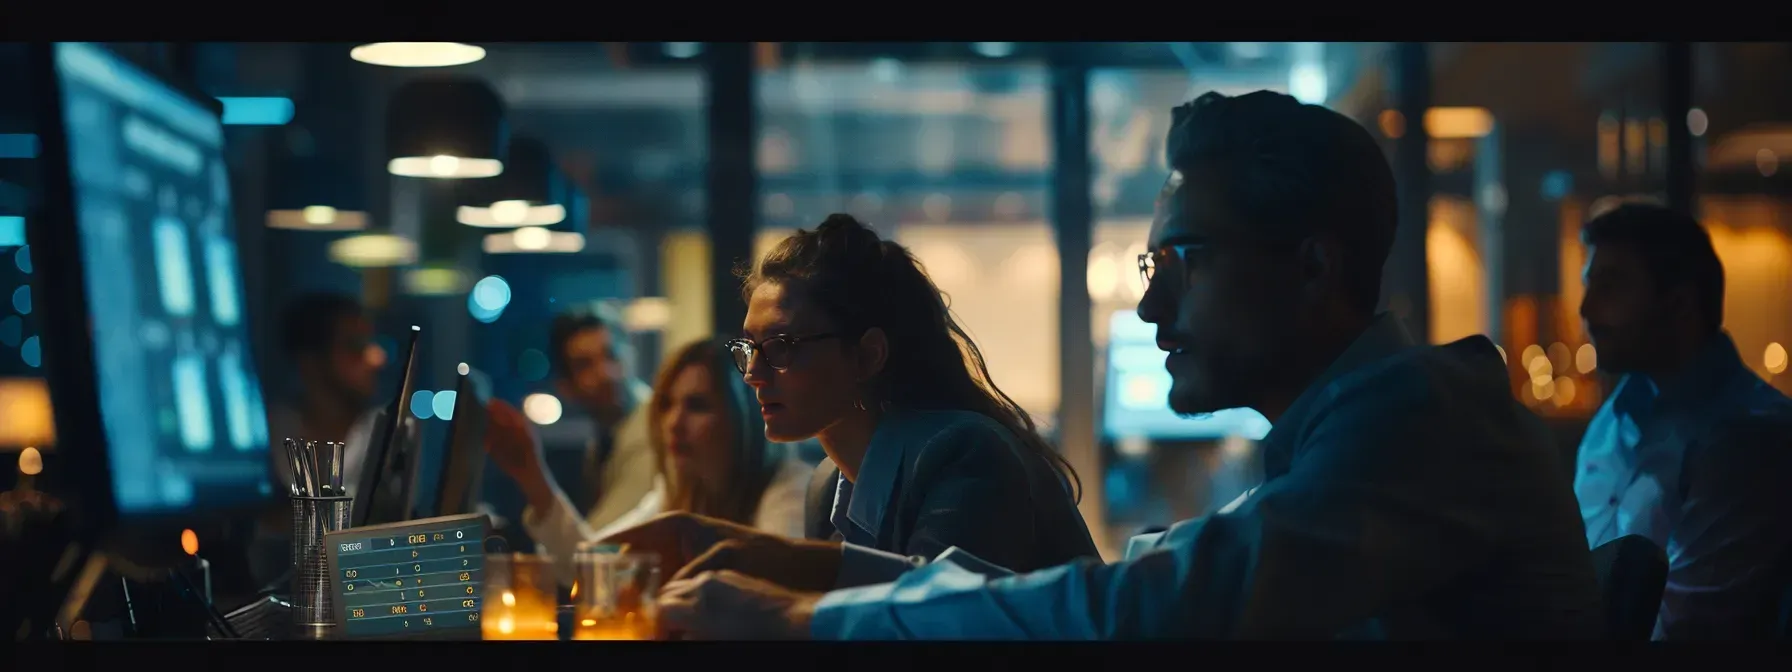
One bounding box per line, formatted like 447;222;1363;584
457;137;568;228
385;77;508;179
265;156;371;231
483;182;588;255
351;42;486;68
328;233;419;268
402;265;469;296
482;226;585;254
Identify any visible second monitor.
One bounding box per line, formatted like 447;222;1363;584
432;363;491;519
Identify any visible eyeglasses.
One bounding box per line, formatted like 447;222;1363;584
1138;238;1299;291
725;334;840;374
1136;243;1206;292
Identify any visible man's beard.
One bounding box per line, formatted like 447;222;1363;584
1167;375;1252;418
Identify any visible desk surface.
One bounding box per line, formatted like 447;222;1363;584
217;598;579;641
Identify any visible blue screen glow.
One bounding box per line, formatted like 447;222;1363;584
1102;310;1271;441
216;97;294;126
53;42;272;515
0;216;24;246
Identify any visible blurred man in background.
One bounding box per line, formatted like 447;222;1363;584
252;292;385;586
1575;202;1792;639
486;311;658;536
266;293;384;478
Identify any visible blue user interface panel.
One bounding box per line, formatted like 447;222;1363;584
52;42;271;515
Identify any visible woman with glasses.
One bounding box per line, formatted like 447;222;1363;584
604;214;1097;594
484;338;814;586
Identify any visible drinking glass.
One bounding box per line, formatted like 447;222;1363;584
570;549;660;641
481;553;558;641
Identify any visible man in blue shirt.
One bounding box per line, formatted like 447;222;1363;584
617;90;1605;639
1573;203;1792;639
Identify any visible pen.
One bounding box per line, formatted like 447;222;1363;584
328;441;345;495
300;440;321;497
283;438;308;496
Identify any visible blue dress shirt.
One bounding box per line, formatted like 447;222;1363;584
1575;332;1792;639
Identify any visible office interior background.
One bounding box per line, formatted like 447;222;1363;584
2;41;1790;558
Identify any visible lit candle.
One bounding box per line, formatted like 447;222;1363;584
481;555;559;641
570;551;659;641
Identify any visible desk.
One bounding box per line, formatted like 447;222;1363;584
213;596;583;641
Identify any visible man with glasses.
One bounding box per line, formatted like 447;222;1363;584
647;90;1605;639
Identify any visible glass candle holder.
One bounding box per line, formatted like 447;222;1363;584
481;553;558;641
570;549;660;641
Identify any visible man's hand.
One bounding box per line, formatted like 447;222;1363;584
672;536;844;593
598;511;762;575
484;399;553;511
657;570;822;640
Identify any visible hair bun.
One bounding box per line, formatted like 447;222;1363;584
817;213;874;237
815;213;884;262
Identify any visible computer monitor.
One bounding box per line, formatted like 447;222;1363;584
27;43;271;535
356;326;420;528
355;408;423;527
1101;310;1271;441
432;363;491;518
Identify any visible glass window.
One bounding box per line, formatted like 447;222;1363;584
755;46;1060;424
1693;43;1792;392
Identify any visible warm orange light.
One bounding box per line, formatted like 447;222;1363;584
17;446;42;476
1425;197;1487;345
180;529;200;556
1424;107;1495;140
0;378;56;448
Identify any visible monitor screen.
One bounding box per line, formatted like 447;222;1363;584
51;42;271;514
1102;310;1270;441
325;514;490;640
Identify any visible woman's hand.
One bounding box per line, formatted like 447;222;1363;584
671;536;844;593
483;399;555;511
598;511;763;576
658;570;821;640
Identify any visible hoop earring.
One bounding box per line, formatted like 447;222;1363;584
853;399;867;412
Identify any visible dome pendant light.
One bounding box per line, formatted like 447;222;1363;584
385;77;508;179
483;182;589;255
329;234;419;268
457;137;568;227
265;156;371;231
351;43;486;68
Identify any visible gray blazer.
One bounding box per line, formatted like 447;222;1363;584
802;409;1099;574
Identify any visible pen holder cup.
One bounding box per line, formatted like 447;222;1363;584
290;495;354;638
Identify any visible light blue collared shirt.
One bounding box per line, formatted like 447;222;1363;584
1575;332;1792;639
812;316;1605;640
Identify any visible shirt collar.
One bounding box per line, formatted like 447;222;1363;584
1258;313;1418;475
832;408;916;541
